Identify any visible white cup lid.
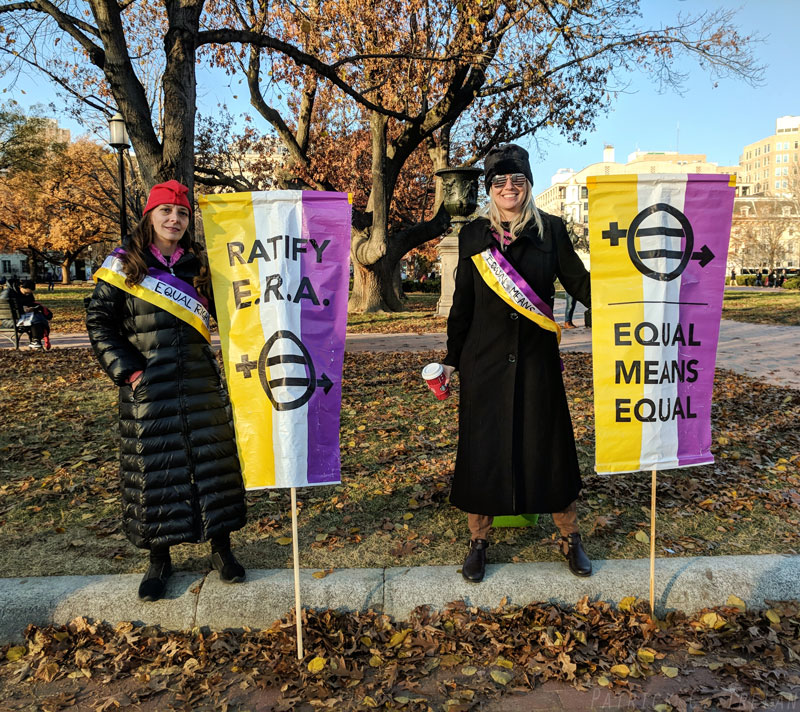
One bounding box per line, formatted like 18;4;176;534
421;362;443;379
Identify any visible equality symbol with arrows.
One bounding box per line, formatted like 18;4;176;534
602;203;714;282
235;330;334;411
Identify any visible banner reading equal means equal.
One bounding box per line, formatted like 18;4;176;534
588;174;735;474
199;191;352;489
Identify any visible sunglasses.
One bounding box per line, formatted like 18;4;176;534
491;173;527;188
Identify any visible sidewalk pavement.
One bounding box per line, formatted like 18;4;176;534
8;307;800;389
2;311;800;649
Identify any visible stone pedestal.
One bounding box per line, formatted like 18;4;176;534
436;219;467;317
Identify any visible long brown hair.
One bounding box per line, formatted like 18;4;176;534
122;213;212;300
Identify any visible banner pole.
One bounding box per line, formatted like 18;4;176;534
291;487;304;659
649;469;657;618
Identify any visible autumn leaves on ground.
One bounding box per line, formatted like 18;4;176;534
3;599;800;712
1;347;799;579
2;289;800;710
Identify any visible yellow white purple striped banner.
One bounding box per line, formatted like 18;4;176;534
199;191;352;489
588;174;735;474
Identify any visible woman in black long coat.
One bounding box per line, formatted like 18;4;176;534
442;145;592;583
86;180;247;601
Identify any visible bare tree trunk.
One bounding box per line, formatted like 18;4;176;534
349;251;405;313
59;259;73;284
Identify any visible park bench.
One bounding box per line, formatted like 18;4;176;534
0;297;22;349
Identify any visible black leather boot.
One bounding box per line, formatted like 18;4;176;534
561;533;592;577
461;539;489;582
211;548;246;583
138;551;172;602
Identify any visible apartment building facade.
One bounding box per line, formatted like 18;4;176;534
738;115;799;197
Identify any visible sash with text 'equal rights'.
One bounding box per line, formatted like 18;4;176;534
588;174;735;474
93;247;211;343
199;191;352;489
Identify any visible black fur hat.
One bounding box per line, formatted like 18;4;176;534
483;144;533;193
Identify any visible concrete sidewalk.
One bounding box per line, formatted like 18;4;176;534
2;554;799;642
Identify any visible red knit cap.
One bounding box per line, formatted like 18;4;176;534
143;180;192;215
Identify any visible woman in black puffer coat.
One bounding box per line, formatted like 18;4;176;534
86;180;246;602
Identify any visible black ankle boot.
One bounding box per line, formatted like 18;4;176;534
561;533;592;577
211;548;246;583
138;553;172;602
461;539;489;582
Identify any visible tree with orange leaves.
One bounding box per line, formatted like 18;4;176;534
0;138;118;282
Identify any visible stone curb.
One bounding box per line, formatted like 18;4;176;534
2;554;798;643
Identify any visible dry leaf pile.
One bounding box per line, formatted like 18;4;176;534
2;598;800;711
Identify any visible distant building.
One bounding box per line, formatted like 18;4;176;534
738;115;799;198
729;195;800;273
40;118;71;145
0;252;30;279
535;145;738;233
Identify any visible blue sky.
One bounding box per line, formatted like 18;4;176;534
527;0;799;185
2;0;797;186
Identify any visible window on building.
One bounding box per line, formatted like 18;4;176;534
580;186;588;199
756;160;760;168
783;180;789;189
776;167;781;176
783;167;789;176
583;202;588;211
756;148;761;156
1;259;11;273
765;144;771;152
776;180;781;189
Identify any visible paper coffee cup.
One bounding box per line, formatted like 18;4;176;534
422;362;450;400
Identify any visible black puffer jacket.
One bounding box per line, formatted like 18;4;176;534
86;250;246;549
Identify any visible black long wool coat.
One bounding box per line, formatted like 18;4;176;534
443;214;591;516
86;251;246;550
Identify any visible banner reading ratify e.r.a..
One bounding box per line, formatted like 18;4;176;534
588;174;735;474
199;191;352;489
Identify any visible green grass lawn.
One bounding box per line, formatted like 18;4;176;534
1;347;798;578
720;290;800;326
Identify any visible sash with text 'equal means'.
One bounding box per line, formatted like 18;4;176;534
472;244;562;342
588;174;735;474
200;191;352;490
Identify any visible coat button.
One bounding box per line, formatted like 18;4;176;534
509;312;519;320
508;354;516;363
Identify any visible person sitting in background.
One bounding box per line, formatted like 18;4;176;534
12;279;52;350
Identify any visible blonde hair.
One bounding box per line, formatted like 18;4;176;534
482;180;544;250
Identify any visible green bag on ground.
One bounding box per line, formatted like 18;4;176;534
492;514;539;528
